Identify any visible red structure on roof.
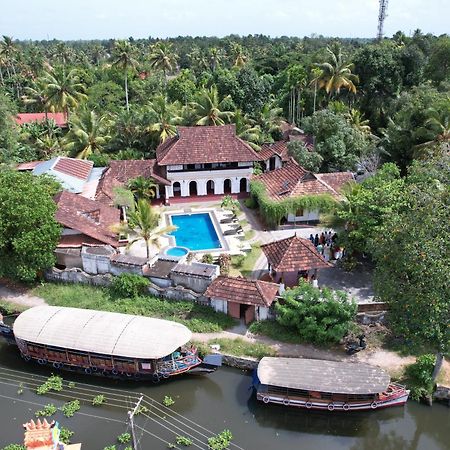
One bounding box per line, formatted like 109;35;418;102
54;191;120;247
156;124;262;165
95;159;169;205
53;157;93;180
15;112;68;127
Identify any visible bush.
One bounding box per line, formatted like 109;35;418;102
276;280;357;344
244;197;257;209
202;253;214;264
111;273;149;298
218;254;231;275
405;354;436;401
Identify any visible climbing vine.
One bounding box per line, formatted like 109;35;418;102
249;181;337;227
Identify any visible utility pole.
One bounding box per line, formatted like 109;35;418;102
377;0;389;40
128;395;144;450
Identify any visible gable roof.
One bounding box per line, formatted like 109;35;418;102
15;112;68;127
156;125;262;166
95;159;169;205
33;157;94;193
205;276;279;307
259;141;290;162
54;190;120;247
261;235;332;272
253;159;354;201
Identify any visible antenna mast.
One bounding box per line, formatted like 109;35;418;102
128;395;144;450
377;0;389;40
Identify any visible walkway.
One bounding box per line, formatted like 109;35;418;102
0;284;46;309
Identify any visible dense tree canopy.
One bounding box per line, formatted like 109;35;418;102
0;170;61;281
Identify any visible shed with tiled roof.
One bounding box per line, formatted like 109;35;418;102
16;112;68;127
261;235;331;287
205;276;280;323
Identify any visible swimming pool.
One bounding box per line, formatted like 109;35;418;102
169;213;222;251
165;246;189;257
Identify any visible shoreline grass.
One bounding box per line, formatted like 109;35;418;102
207;337;276;359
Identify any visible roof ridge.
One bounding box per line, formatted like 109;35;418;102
314;173;339;196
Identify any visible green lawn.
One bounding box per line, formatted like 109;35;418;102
206;337;276;359
249;320;305;344
230;242;262;277
0;299;27;315
33;283;236;333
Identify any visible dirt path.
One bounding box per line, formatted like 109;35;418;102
0;285;47;308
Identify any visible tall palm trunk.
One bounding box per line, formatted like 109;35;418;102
313;81;317;114
0;68;3;85
145;239;150;260
124;69;129;112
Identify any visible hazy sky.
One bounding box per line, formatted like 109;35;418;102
1;0;449;40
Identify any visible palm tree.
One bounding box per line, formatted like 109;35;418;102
229;42;247;68
63;109;111;159
310;67;324;113
313;43;358;97
147;94;182;142
41;67;87;118
234;109;262;150
127;176;158;201
190;85;234;126
148;41;178;85
346;109;372;134
187;46;208;72
0;36;17;79
111;40;138;112
414;107;450;156
22;79;51;120
118;199;176;260
258;101;284;136
208;47;225;72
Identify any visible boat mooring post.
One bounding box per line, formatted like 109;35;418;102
128;394;144;450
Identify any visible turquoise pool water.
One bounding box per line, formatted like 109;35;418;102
170;213;222;251
165;246;189;257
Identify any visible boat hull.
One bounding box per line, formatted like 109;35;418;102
256;389;409;412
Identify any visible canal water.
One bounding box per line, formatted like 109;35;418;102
0;339;448;450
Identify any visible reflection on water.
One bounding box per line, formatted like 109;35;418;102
0;340;449;450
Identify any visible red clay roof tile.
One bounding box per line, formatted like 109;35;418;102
205;276;279;307
156;125;262;165
15;112;67;127
53;157;93;181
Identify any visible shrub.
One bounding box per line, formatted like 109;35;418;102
405;354;436;401
111;273;149;298
218;253;231;275
276;280;357;344
244;197;257;209
202;253;214;264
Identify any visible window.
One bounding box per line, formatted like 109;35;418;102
296;209;304;217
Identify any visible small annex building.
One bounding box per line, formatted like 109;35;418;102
205;275;280;324
261;234;331;287
253;158;354;223
15;112;68;128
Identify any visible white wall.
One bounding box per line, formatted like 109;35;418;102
211;298;228;314
286;209;320;223
256;306;271;321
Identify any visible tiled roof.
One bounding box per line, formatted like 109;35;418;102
16;112;67;127
16;161;42;171
205;276;279;307
95;159;169;205
261;235;332;272
55;191;120;247
280;122;314;149
156;125;262;165
253;159;353;201
259;141;290;162
32;157;94;193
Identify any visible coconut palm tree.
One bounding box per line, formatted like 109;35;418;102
234;109;262;150
41;67;87;118
63;109;111;159
310;67;324;113
229;42;247;68
414;107;450;156
190;85;234;126
346;109;372;135
127;176;158;201
148;41;178;85
0;36;17;79
22;79;51;120
111;40;138;112
147;94;182;142
187;46;208;72
208;47;225;72
258;101;284;136
313;43;358;97
118;199;176;260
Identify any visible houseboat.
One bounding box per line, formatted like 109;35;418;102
255;357;409;411
2;305;220;381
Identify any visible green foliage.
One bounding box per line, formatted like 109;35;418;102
36;375;64;395
34;283;236;332
59;427;74;445
250;180;335;228
135;405;149;415
287;140;323;172
60;399;81;417
218;253;231;275
0;89;19;163
333;163;406;256
208;338;275;359
111;273;150;298
248;320;305;344
176;435;193;446
405;354;436;401
35;403;57;417
0;300;27;315
373;155;450;359
230;243;261;277
1;445;26;450
92;394;106;406
0;170;61;282
244;196;257;209
302;109;371;172
162;395;175;407
220;195;240;213
208;429;233;450
201;253;214;264
276;280;357;344
103;446;116;450
117;433;131;444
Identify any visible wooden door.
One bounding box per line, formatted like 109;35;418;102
245;305;255;324
228;302;240;319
